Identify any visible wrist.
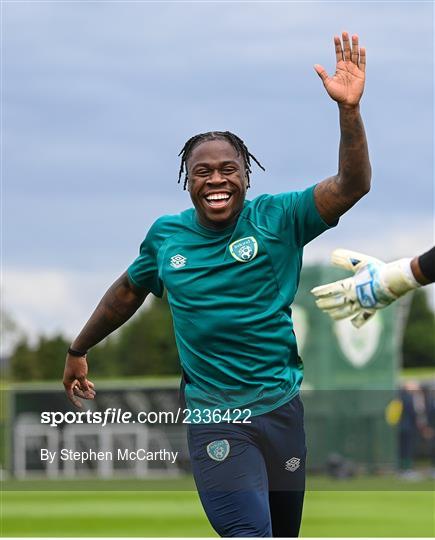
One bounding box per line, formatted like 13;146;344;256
410;256;431;285
338;102;360;113
382;258;421;297
68;346;88;357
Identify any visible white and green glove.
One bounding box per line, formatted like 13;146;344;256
311;249;421;328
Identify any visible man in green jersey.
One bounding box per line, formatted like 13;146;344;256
63;32;371;536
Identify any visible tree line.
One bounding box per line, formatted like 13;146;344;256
7;289;434;382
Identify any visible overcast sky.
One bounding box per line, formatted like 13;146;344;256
2;0;434;349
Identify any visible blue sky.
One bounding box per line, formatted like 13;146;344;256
2;1;434;347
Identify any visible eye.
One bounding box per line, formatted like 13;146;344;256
195;169;210;177
222;167;236;175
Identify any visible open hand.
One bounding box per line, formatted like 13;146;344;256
314;32;366;106
311;249;419;328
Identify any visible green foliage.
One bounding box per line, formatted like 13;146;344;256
86;337;122;378
9;295;180;381
402;289;435;368
10;335;70;381
114;295;179;377
8;339;37;381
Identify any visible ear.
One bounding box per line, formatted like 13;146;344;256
242;165;248;186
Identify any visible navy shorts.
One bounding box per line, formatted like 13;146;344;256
187;395;307;537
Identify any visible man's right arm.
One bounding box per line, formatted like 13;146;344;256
63;271;149;407
71;271;148;352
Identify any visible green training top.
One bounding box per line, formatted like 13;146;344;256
127;184;336;417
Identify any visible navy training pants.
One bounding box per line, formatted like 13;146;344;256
187;395;306;537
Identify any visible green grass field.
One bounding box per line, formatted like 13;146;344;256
2;476;434;537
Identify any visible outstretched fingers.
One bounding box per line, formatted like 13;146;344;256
337;32;365;70
314;64;329;83
342;31;351;61
315;294;345;310
359;46;366;72
334;35;343;63
351;34;359;64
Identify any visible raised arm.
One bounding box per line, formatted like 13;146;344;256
313;32;371;225
63;271;148;407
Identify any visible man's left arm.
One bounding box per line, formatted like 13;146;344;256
313;32;371;225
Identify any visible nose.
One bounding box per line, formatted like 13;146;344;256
207;169;227;185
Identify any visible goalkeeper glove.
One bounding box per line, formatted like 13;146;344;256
311;249;420;328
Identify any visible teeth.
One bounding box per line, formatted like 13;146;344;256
206;193;230;201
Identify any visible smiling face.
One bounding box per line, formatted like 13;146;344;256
186;138;248;230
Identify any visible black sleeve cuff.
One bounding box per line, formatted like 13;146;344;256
418;246;435;282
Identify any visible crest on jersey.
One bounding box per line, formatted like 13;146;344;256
206;439;230;462
229;236;258;263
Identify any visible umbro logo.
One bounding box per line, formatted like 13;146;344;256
285;457;300;472
170;254;187;269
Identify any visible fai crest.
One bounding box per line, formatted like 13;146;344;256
206;439;230;462
229;236;258;263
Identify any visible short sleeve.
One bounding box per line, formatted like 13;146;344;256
127;220;165;297
267;184;338;247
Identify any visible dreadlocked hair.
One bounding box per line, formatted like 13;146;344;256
177;131;265;190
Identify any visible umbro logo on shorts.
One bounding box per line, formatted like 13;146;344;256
170;254;187;269
285;457;300;472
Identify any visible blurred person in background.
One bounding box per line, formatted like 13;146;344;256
399;381;425;480
421;382;435;479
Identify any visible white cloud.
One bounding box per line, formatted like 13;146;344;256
1;269;151;354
